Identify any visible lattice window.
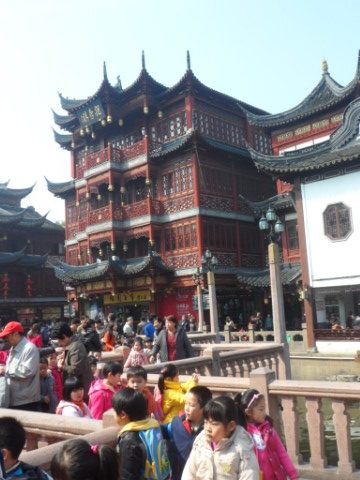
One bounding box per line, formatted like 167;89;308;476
286;220;299;250
161;165;193;197
165;229;171;251
323;203;352;241
191;224;197;247
184;225;191;248
177;226;183;249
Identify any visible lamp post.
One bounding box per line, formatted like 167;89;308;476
192;267;205;332
202;249;221;343
259;206;291;379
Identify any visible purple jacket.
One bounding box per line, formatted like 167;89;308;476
247;420;298;480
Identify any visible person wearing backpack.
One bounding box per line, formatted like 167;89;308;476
112;388;171;480
0;416;51;479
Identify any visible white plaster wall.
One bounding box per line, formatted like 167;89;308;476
302;170;360;288
316;340;360;355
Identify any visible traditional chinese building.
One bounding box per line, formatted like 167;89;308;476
0;182;66;325
246;55;360;349
49;53;278;324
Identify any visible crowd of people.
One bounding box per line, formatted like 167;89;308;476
0;314;298;479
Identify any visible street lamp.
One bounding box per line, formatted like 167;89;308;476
192;267;205;332
201;249;220;342
259;206;291;379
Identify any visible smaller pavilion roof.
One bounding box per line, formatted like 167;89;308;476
241;53;360;128
0;248;48;268
249;96;360;176
0;183;35;202
237;263;301;288
53;252;173;285
238;192;295;217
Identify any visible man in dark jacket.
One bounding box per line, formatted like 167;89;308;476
82;319;102;353
51;322;93;399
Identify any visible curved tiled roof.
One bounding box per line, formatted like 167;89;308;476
238;192;295;216
45;177;75;198
0;207;27;225
242;52;360;128
249;97;360;175
0;183;35;201
52;110;78;130
150;129;250;160
53;129;72;150
53;253;173;284
237;263;301;288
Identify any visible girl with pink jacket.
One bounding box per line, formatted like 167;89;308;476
88;362;123;419
236;389;298;480
123;337;149;371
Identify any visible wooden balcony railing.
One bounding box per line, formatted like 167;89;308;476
75;140;146;179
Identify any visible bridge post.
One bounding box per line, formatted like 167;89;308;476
249;367;280;430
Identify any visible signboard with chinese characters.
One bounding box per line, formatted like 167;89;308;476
104;290;152;305
78;100;105;126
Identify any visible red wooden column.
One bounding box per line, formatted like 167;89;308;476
192;152;203;262
185;96;193;130
294;179;316;350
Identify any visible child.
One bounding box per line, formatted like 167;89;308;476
158;363;198;424
123;336;149;370
56;376;92;418
50;438;119;480
48;348;63;401
112;388;170;480
88;362;123;419
39;356;58;413
236;389;298;480
143;337;153;358
182;396;259;480
164;385;212;480
0;416;50;479
126;365;160;419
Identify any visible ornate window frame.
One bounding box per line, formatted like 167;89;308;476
323;202;352;241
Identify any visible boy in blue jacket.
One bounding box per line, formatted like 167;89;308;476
163;385;212;480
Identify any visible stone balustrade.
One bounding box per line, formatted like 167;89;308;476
0;366;357;479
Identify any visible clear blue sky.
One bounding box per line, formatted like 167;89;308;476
0;0;359;222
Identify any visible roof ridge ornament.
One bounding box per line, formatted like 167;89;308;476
321;58;329;74
142;50;146;70
187;50;191;71
103;61;108;82
116;75;123;91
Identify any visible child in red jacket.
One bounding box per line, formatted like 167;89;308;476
126;366;161;419
88;362;123;419
236;389;298;480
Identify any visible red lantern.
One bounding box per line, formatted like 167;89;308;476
26;275;33;298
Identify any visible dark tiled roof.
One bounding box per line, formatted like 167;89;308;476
0;207;27;225
150;130;250;159
121;68;167;98
1;206;63;232
242;53;360;127
237;263;301;288
0;248;47;268
53;253;173;284
0;184;35;200
250;97;360;174
52;110;78;130
239;192;295;216
53;129;72;150
45;177;75;198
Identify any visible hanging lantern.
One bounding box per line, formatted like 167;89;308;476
108;184;114;192
85;126;90;134
97;194;102;201
120;186;126;194
145;178;151;186
118;118;124;127
91;131;96;140
80;129;85;137
26;275;33;298
158;110;163;119
123;243;128;252
101;119;107;127
87;249;91;256
111;243;116;251
75;201;80;207
85;191;90;199
71;141;75;149
107;115;113;124
99;249;103;256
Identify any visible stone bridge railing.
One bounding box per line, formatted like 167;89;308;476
16;368;360;480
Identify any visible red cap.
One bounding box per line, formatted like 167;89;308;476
0;321;24;338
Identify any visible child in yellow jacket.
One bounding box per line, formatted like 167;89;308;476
158;363;198;424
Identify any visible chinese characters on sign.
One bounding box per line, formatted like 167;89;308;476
104;290;152;305
78;100;105;126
